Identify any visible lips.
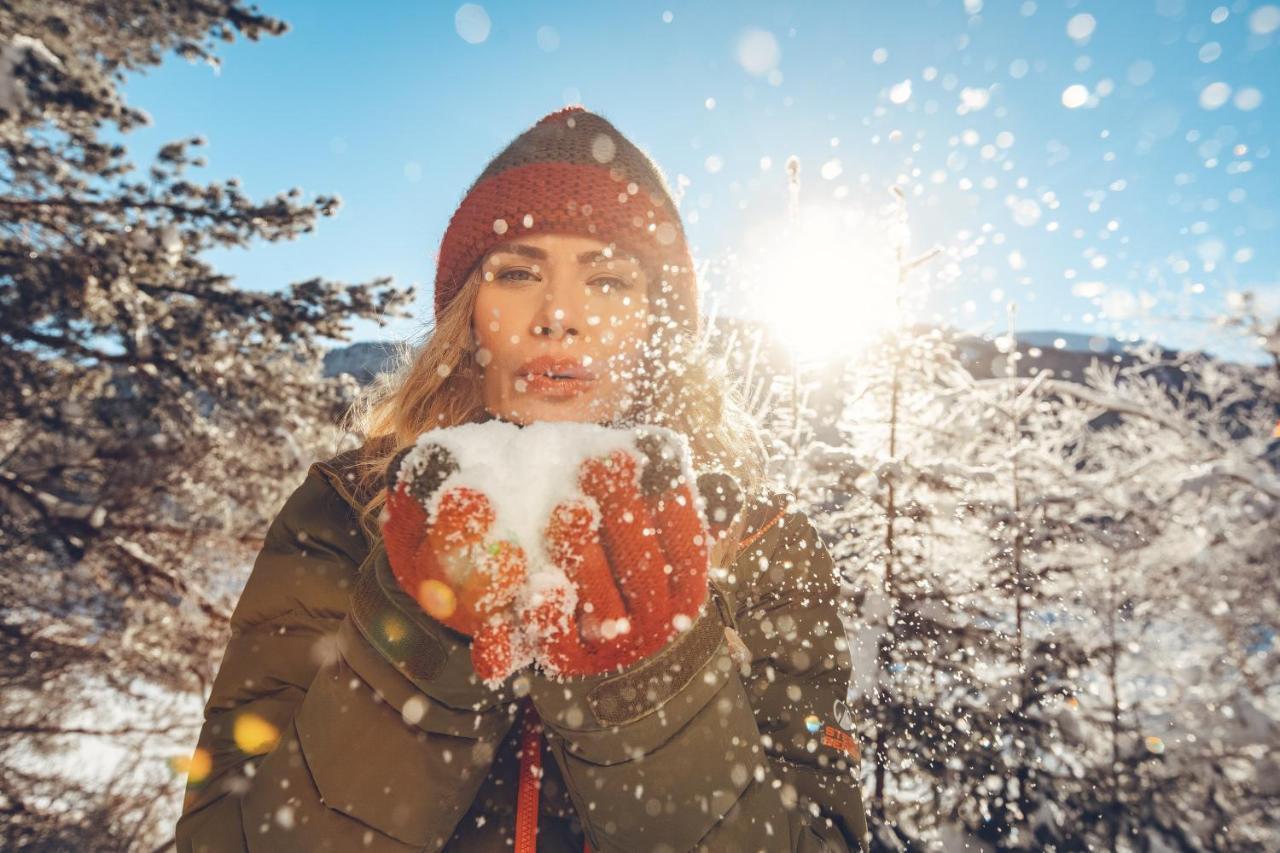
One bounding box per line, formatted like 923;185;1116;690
516;356;598;397
518;356;597;381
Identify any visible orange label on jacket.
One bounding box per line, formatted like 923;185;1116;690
822;725;861;762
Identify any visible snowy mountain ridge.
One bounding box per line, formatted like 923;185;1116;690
322;328;1146;385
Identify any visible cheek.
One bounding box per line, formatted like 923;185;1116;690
597;298;650;355
473;293;526;360
617;298;650;336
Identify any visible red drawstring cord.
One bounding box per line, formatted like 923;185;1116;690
513;509;785;853
514;696;543;852
515;696;592;853
737;505;787;555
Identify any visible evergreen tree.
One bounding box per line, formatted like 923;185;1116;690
1061;342;1280;851
798;189;999;849
0;3;411;846
943;317;1099;850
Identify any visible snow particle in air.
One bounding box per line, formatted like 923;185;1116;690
1066;13;1096;44
402;695;427;726
454;4;491;44
1061;84;1089;109
536;25;559;52
1199;82;1231;110
1248;5;1280;35
1198;42;1222;63
736;28;780;77
1011;197;1042;227
960;87;990;112
1234;87;1263;111
591;133;616;164
1127;60;1155;86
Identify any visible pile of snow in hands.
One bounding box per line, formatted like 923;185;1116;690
387;420;707;680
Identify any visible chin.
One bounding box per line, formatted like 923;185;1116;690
497;396;617;425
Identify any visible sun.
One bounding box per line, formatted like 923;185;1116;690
737;203;902;361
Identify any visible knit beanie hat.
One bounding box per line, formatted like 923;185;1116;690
433;105;699;337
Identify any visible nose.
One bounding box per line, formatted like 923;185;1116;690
531;271;586;340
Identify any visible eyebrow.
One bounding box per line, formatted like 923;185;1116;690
487;242;641;266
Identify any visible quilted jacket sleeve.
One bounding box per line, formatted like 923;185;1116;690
526;495;870;853
174;464;519;853
724;501;870;852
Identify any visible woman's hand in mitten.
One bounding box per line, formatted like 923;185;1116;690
382;444;527;683
531;431;744;678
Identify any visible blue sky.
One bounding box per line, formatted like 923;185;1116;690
115;0;1279;361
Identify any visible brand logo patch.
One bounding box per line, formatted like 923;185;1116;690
822;725;861;762
832;698;855;731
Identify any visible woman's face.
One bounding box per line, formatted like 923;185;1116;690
472;232;651;424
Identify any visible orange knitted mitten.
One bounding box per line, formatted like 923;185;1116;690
382;444;527;683
530;432;743;678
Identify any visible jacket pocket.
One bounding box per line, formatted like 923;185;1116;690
546;668;766;853
290;616;515;849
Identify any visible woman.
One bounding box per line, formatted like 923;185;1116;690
175;106;870;853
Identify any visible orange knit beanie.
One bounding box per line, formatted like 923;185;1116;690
432;105;699;337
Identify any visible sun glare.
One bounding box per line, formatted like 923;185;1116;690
740;203;902;360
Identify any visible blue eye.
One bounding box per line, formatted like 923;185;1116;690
497;268;538;283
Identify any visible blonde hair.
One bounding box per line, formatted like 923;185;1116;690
340;259;768;565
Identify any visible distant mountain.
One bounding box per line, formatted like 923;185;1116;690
949;330;1177;383
322;341;401;384
1014;330;1131;355
321;325;1274;446
320;328;1159;387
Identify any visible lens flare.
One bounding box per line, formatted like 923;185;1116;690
740;203;902;360
170;747;212;783
233;712;280;755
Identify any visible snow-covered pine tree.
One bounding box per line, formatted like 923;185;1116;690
956;322;1280;851
797;188;1002;849
1061;338;1280;851
0;3;411;846
939;312;1102;850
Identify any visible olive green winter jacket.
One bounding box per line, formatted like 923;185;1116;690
174;447;870;852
